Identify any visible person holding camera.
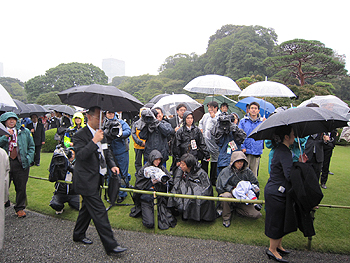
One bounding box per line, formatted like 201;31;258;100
129;149;176;229
27;114;45;166
216;151;262;228
49;147;79;214
139;107;174;167
104;111;131;203
131;108;147;174
212;112;246;177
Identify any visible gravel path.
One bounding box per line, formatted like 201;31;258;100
1;207;349;263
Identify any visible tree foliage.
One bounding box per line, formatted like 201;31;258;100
0;77;27;102
35;91;62;105
25;62;108;103
264;39;347;86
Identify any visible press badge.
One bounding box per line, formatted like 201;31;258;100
13;143;17;147
101;143;108;150
228;140;238;151
190;140;197;150
65;171;72;182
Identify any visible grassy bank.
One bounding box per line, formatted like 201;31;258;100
9;144;350;254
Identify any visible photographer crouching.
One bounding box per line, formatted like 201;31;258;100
103;111;131;203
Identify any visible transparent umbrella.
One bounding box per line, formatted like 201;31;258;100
298;95;350;119
239;80;296;98
0;84;17;111
183;74;241;95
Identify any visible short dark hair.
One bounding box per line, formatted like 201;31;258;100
273;125;293;147
220;102;228;108
87;106;101;116
306;103;319;108
207;101;219;109
176;103;187;111
153;107;163;114
249;101;260;110
180;153;197;170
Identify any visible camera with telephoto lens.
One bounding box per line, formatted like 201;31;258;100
144;166;171;183
102;119;123;141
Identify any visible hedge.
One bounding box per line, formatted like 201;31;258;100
42;128;58;152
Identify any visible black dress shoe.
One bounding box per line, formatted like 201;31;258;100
117;196;125;203
266;249;288;262
73;237;93;245
4;200;10;208
277;247;291;255
107;246;127;255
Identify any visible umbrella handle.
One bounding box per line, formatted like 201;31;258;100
297;137;303;162
99;110;102;130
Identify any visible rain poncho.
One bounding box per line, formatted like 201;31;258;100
198;112;220;162
168;162;216;222
130;150;176;229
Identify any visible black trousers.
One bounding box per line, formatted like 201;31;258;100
134;148;144;174
34;145;42;165
9;158;29;212
73;192;118;252
201;160;217;186
321;146;334;184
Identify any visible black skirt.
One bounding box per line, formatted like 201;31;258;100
264;192;287;239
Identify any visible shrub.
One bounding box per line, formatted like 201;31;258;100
42;128;58;152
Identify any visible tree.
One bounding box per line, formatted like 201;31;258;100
35;91;62;105
264;39;347;86
25;62;108;103
0;77;27;102
203;25;277;80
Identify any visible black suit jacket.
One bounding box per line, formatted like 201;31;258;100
304;133;324;163
72;126;116;196
27;122;45;146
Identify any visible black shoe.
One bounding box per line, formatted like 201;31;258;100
107;246;127;255
266;249;288;262
73;237;93;245
117;196;125;203
277;247;291;255
321;184;327;189
223;220;231;228
4;200;10;208
35;163;40;166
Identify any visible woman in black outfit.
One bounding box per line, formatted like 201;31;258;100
264;126;296;262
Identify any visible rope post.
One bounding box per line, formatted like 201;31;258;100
153;191;158;234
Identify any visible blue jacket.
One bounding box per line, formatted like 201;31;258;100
238;114;264;155
0;112;35;169
108;117;131;156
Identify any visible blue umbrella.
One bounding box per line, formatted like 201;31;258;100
236;97;275;118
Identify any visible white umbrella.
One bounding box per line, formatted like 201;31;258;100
298;95;350;119
239;80;296;98
0;84;17;111
183;74;241;95
152;94;202;117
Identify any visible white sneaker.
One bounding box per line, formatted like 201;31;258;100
55;209;64;215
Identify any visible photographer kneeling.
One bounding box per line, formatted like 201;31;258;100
130;149;176;229
49;146;79;214
103;111;131;203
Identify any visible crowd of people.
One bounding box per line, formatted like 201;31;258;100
0;100;333;260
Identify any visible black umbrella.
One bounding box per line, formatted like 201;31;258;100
248;107;348;140
0;123;10;136
13;99;31;117
49;105;76;116
58;84;143;112
20;104;49;118
106;172;120;211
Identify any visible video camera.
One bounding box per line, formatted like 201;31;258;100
141;108;156;125
102;118;123;141
217;113;234;133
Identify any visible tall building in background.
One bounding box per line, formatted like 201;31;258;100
102;58;125;83
0;62;3;77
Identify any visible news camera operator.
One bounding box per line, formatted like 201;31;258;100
103;111;131;203
49;146;79;214
139;108;174;167
212;112;247;177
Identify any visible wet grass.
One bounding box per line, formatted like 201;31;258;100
8;144;350;254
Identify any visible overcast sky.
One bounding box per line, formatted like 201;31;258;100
1;1;349;83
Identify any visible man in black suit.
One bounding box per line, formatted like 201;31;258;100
72;106;127;255
27;114;45;166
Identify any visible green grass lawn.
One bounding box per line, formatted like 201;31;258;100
9;144;350;254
